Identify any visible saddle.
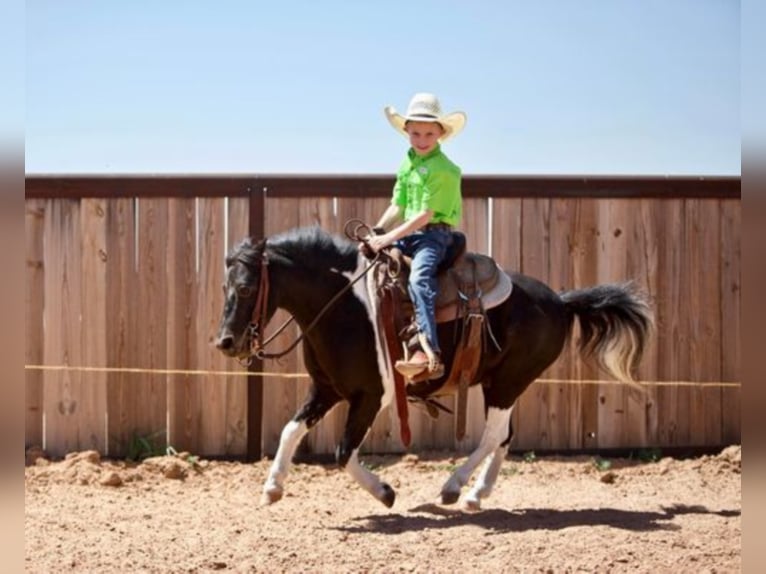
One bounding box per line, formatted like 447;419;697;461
370;231;513;447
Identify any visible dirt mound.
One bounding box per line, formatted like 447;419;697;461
24;448;212;487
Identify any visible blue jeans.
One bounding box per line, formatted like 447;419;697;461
395;227;453;356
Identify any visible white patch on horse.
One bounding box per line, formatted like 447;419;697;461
341;255;394;411
261;419;308;504
464;406;514;509
440;406;513;506
345;448;389;502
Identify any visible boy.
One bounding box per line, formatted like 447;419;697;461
364;92;466;379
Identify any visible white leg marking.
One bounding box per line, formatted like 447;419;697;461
345;449;393;506
261;419;308;505
441;406;512;505
463;444;508;511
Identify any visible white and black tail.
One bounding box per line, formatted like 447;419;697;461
561;282;654;384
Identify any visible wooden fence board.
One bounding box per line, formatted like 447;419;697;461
655;199;687;446
547;198;578;450
42;199;85;455
720;200;741;444
686;199;723;446
490;198;523;448
262;198;303;456
129;198;169;451
25;200;45;447
196;198;237;454
632;199;662;447
516;198;551;451
459;197;491;452
225;197;251;455
617;198;657;448
595;199;632;448
79;198;109;453
569;199;602;450
105;198;138;457
166;197;199;452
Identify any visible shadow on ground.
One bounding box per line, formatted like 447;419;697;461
331;503;740;535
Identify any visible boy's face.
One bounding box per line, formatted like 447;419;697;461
404;121;444;156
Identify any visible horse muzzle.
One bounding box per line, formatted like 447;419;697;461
214;328;249;358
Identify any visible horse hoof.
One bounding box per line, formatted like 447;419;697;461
380;483;396;508
261;488;283;505
441;490;460;505
463;498;482;512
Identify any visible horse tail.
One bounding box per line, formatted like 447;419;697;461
560;282;654;384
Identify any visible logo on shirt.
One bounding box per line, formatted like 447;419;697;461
418;166;428;175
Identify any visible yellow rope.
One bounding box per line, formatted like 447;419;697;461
24;364;741;387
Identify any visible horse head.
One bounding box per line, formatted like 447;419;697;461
214;237;271;362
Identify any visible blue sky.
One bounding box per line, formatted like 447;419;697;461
25;1;740;175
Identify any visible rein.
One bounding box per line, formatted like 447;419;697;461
242;238;382;363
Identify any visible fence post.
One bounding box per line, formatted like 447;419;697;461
246;182;265;461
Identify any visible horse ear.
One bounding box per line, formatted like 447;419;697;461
241;236;265;249
252;237;267;253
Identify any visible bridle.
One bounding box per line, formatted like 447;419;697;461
235;224;384;365
245;252;271;362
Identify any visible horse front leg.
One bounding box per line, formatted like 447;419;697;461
337;392;395;508
440;406;513;506
261;384;340;505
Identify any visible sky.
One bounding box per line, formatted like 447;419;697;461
25;1;740;176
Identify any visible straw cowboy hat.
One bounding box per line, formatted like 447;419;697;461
384;93;466;142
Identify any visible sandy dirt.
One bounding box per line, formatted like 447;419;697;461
25;445;741;573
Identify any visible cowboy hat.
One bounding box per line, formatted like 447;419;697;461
384;93;466;142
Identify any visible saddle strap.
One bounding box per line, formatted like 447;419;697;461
446;310;485;441
380;286;411;447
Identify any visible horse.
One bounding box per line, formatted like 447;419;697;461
214;225;653;510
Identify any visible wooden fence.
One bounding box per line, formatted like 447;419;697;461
25;175;741;460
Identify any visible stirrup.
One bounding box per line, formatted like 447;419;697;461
395;350;430;377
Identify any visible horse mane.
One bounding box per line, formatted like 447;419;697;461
226;237;261;269
228;226;358;273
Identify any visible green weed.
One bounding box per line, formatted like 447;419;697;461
125;430;167;462
592;456;612;471
633;447;663;463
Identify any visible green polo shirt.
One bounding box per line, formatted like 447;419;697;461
391;145;462;227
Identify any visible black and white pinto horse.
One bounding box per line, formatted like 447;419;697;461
215;226;652;510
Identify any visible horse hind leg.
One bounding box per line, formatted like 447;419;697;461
338;392;395;508
463;406;514;511
440;405;513;507
345;450;395;508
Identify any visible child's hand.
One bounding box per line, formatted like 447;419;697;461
367;235;391;253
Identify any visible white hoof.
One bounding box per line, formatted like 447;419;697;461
463;497;482;512
261;487;283;505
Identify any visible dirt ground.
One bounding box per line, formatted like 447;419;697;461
25;445;740;573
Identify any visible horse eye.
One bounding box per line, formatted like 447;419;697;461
237;285;254;298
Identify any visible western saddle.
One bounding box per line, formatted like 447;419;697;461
369;230;512;446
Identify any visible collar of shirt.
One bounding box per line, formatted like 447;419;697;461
407;144;442;163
